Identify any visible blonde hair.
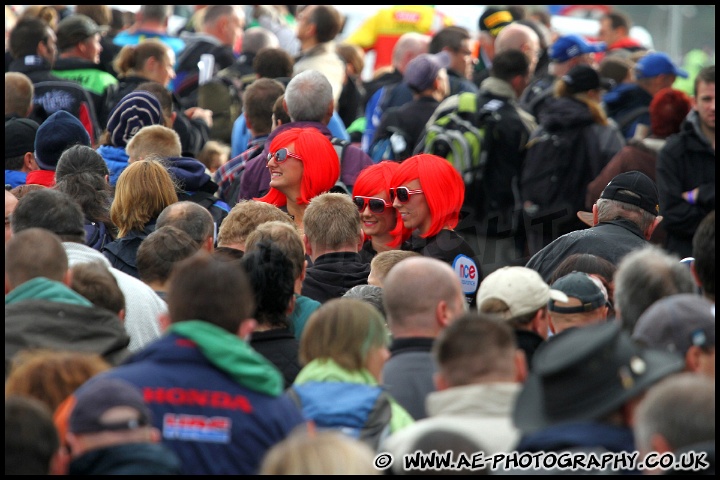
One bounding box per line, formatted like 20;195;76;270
5;350;110;414
303;193;361;250
369;250;421;286
299;298;389;371
125;125;182;162
260;429;379;475
110;158;178;237
217;200;294;249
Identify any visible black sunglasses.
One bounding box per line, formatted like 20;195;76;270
353;196;392;214
389;186;424;203
266;148;303;164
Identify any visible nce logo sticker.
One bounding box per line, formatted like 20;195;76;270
452;254;479;295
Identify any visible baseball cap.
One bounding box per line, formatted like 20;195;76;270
548;272;608;313
404;52;451;93
56;14;109;51
478;7;514;37
561;64;615;94
69;377;151;434
599;170;660;215
5;117;39;158
550;34;606;63
634;52;689;79
632;293;715;355
34;110;91;171
476;266;569;319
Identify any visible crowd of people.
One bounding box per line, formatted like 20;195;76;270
4;5;716;475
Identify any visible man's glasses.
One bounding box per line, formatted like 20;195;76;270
389;187;424;203
266;148;303;164
353;196;392;214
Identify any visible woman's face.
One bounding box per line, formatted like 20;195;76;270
267;142;304;196
392;179;431;235
359;189;397;239
365;345;390;383
149;49;176;87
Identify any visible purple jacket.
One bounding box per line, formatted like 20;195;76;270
238;121;373;201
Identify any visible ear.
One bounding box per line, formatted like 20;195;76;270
303;233;313;258
204;236;214;253
433;371;450;391
644;216;662;241
286;294;297;315
5;271;13;295
24;152;38;171
158;312;172;332
62;269;73;288
592;203;600;225
435;299;451;328
149;426;162;443
515;349;528;383
690;260;703;290
238;318;258;340
649;432;674;455
49;444;71;475
168;111;178;127
117;308;126;323
685;345;701;372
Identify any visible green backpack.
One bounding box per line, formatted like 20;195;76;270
417;92;499;187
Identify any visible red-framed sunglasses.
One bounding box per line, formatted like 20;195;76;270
389;186;424;203
266;148;303;164
353;196;392;214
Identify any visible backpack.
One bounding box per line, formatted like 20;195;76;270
197;74;244;145
329;137;351;195
368;126;411;162
417;92;500;189
613;105;650;139
30;80;102;145
520;124;591;236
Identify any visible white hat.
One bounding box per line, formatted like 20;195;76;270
476;266;568;319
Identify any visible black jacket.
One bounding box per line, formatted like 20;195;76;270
250;328;301;390
525;218;650;282
656;111;716;258
301;252;370;304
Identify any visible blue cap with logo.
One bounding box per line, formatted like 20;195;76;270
550;34;606;63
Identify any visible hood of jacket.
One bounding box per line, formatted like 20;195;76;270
165;156;214;191
5;277;92;307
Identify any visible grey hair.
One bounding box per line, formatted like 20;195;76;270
614;245;696;333
596;197;656;232
343;285;385;317
285;70;333;122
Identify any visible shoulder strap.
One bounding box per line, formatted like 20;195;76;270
615;105;650;131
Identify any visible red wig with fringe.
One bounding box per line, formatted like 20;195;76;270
352;161;412;248
391;154;464;238
255;128;340;207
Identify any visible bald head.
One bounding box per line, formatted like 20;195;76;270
156;201;215;249
495;23;540;75
393;32;431;72
382;256;466;337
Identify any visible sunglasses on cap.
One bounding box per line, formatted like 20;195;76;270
266;148;303;164
389;186;424;203
353;196;392;214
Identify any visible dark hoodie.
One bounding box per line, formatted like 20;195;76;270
301;252;371;304
165;156;230;228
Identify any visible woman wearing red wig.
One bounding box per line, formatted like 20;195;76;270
391;153;482;305
257;128;340;232
352;161;412;263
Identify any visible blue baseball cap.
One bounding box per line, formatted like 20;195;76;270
550;34;606;63
635;52;689;79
